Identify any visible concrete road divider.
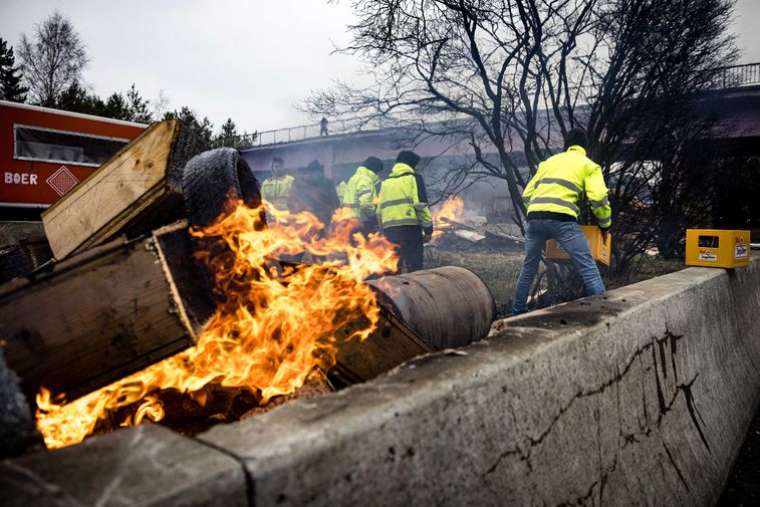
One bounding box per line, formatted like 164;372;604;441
199;258;760;506
0;424;248;507
3;258;759;506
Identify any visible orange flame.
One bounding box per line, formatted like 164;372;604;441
36;200;397;449
431;195;466;240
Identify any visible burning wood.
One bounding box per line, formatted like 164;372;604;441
6;153;493;453
432;195;466;241
0;227;205;404
34;200;401;449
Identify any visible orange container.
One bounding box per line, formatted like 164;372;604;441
685;229;750;268
546;225;611;266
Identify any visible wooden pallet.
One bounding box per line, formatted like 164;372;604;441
41;119;206;260
0;222;208;402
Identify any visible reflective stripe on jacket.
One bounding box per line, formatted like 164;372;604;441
377;163;433;230
261;175;294;211
522;145;612;228
343;166;380;221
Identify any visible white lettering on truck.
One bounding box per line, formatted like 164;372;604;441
3;172;38;185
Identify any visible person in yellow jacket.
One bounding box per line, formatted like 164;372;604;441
377;151;433;273
512;128;612;314
261;157;294;211
344;156;384;235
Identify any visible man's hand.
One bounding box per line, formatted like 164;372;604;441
599;226;610;243
423;227;434;244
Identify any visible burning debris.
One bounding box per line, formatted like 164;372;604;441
35;200;398;449
431;195;523;249
1;138;495;455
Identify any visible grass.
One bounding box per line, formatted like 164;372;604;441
424;246;523;317
424;245;685;318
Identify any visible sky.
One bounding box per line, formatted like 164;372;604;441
1;0;759;135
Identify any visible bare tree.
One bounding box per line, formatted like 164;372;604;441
17;11;88;106
307;0;736;277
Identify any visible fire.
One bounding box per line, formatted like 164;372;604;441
36;200;398;449
432;195;465;240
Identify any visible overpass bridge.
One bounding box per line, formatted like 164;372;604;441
239;63;760;185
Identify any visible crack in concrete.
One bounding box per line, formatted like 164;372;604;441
191;435;255;507
662;441;690;492
481;327;705;500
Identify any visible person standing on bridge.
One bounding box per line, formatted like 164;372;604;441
343;156;384;236
377;151;433;273
511;128;612;315
261;157;294;212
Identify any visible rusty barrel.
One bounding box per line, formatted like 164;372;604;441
367;266;495;350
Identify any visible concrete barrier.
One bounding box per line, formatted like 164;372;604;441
0;424;248;507
4;259;759;506
199;258;760;506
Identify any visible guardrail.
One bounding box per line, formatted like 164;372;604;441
244;62;760;149
710;62;760;90
247;115;401;148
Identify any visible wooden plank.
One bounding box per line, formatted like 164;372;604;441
42;119;205;260
152;221;216;334
0;231;199;403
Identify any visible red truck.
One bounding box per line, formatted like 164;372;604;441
0;99;146;211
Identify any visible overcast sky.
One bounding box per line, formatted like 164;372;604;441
1;0;758;134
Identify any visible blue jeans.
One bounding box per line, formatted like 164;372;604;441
511;220;605;314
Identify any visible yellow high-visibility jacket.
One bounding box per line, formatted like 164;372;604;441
336;180;348;205
377;163;433;230
522;145;612;228
261;174;294;211
343;166;380;222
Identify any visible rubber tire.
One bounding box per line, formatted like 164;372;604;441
182;148;262;227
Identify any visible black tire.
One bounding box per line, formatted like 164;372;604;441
182;148;262;227
0;350;40;457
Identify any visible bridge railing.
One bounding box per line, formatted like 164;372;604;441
709;62;760;90
245;62;760;149
251;115;403;147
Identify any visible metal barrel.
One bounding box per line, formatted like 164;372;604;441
367;266;495;350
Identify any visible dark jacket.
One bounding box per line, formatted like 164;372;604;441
288;173;341;226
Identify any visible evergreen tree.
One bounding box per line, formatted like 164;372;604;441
164;106;213;146
126;84;152;123
57;80;98;113
101;92;131;120
214;118;254;149
0;37;27;102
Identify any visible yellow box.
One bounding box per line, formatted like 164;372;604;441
685;229;751;268
546;225;612;266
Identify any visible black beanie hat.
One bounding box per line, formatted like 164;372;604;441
363;156;384;173
564;128;588;150
306;160;323;172
396;150;421;168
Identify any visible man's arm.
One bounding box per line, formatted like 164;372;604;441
585;163;612;229
414;174;433;237
356;179;376;218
